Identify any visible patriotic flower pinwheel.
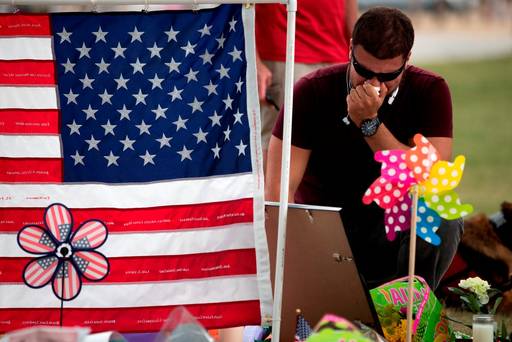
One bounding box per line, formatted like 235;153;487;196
17;203;109;301
363;134;473;245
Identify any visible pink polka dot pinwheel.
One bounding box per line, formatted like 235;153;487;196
362;134;473;245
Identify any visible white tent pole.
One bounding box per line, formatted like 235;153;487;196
271;0;296;340
1;0;286;4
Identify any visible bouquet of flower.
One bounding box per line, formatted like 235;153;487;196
448;276;502;314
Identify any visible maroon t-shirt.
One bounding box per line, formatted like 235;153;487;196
273;62;452;207
272;63;452;283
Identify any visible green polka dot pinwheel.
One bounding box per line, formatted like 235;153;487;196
362;134;473;245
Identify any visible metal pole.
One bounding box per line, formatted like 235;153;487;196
271;0;296;340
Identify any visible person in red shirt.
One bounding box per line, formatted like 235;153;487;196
255;0;357;170
266;7;463;291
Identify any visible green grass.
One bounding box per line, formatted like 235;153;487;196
419;55;512;215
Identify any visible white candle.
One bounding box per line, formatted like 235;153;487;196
473;315;495;342
473;322;494;342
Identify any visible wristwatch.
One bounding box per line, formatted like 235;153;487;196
360;117;381;137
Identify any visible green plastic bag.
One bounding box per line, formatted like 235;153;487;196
370;276;452;342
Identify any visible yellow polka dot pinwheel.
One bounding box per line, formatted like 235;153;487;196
363;134;473;245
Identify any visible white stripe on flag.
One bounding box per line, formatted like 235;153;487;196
0;86;58;109
0;275;258;309
0;275;259;308
0;173;254;208
0;37;53;60
0;135;61;158
1;223;255;257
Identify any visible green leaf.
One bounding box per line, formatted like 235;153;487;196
443;314;472;329
490;296;503;315
447;287;468;296
488;288;502;298
461;295;481;313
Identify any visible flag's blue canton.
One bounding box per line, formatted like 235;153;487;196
51;5;250;183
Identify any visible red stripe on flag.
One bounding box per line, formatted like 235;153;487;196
0;110;59;134
0;61;56;85
0;199;253;233
0;158;62;183
0;249;257;283
0;14;51;36
0;300;261;333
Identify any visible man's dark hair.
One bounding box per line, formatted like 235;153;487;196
352;7;414;59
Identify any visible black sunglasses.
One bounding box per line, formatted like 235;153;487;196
351;53;406;82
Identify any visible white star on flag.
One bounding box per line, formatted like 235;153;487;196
147;43;163;58
193;128;209;143
181;41;197;56
177;146;193;161
104;151;120;167
111;42;127;58
135;120;152;135
236;140;247;155
139;150;156;166
61;58;75;74
173;116;188;131
101;120;116;135
119;136;136;151
156;133;172;148
57;27;72;43
85;135;101;151
92;26;108;42
128;27;144;42
168;86;183;101
70;151;85;165
83;105;98;120
188;97;204;113
165;58;181;74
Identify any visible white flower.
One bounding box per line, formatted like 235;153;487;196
459;277;491;304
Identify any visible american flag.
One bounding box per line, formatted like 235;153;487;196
294;310;313;342
0;5;271;333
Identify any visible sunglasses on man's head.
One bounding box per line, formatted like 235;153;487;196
351;53;406;82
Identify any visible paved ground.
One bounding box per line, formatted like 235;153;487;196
410;10;512;63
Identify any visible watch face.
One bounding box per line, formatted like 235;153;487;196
361;118;380;137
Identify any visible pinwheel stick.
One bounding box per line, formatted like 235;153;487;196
60;273;64;327
406;185;419;342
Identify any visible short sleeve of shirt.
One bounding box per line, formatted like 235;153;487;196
272;74;319;149
412;70;453;138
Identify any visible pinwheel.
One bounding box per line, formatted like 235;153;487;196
362;133;473;342
363;134;473;246
17;203;109;302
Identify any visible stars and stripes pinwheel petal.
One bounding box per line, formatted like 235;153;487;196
71;220;107;249
17;203;110;301
53;260;82;301
363;133;473;245
73;251;109;281
18;226;56;254
44;203;73;243
22;255;59;288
